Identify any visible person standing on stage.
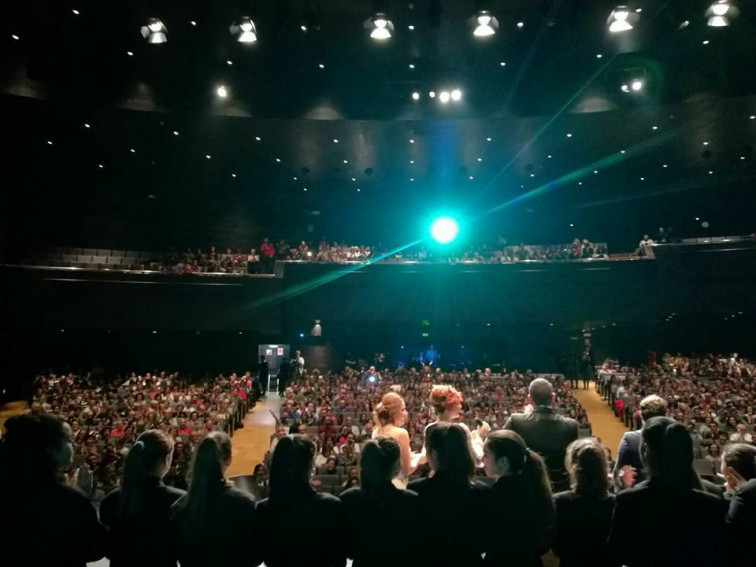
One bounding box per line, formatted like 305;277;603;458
504;378;578;493
373;392;417;488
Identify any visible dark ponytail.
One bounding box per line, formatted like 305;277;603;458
183;432;232;528
269;435;315;501
119;429;173;520
642;416;699;489
359;437;400;491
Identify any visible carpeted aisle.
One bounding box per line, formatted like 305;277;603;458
226;394;281;478
573;383;629;459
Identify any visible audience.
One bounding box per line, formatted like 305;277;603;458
170;432;259;567
340;437;420;567
482;430;553;567
504;378;579;492
409;423;488;566
552;438;615;567
100;429;185;567
0;413;107;567
608;416;728;566
257;435;345;567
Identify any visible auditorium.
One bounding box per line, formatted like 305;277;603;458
1;1;755;566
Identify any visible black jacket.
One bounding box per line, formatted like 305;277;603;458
0;479;108;567
552;490;615;567
608;479;727;567
504;407;579;492
409;473;490;567
170;482;259;567
256;485;345;567
613;430;644;489
340;484;420;567
100;477;185;567
726;478;756;567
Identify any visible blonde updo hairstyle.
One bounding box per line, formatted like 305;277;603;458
374;392;405;426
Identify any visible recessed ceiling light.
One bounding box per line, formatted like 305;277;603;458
429;91;436;98
409;139;415;143
411;91;420;100
750;115;756;120
410;160;415;164
357;188;361;192
190;20;197;26
303;187;308;191
741;156;746;160
343;159;348;164
570;223;574;227
275;158;281;163
451;89;462;101
636;8;643;13
517;22;524;28
11;34;20;40
332;139;338;144
84;123;90;128
408;64;415;69
620;150;626;154
530;173;535;177
703;141;709;145
709;170;714;174
652;126;658;130
216;85;228;98
596;53;603;59
469;176;474;180
205;154;211;159
477;158;482;162
293;176;298;180
255;136;261;141
130;148;136;153
72;9;80;16
318;63;325;69
640;177;645;181
226;60;233;66
408;25;415;30
566;133;573;138
410;177;414;181
126;51;134;56
98;164;104;169
578;182;583;186
173;131;179;136
351;177;356;181
47;140;53;145
702;40;710;45
663;164;668;168
232;173;237;178
486;137;492;142
593;170;598;174
499;61;506;67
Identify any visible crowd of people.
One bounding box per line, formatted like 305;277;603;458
2;372;754;567
26;370;254;499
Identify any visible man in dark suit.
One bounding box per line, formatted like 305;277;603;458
504;378;578;492
727;477;756;566
613;394;667;490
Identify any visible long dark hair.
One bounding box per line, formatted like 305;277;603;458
119;430;174;519
642;416;700;489
565;438;610;496
269;435;315;501
485;430;553;522
359;437;400;491
183;432;232;527
425;423;475;487
0;414;71;483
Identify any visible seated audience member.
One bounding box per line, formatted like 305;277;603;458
504;378;579;492
552;439;615;567
409;423;488;567
257;435;346;567
722;444;756;566
729;423;753;443
100;430;185;567
608;417;728;567
0;414;108;567
170;432;259;567
482;430;553;567
340;438;419;567
614;394;667;490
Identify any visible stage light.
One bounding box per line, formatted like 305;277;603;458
439;91;450;103
412;91;420;100
366;13;394;40
607;6;638;33
472;11;498;37
141;18;167;44
451;89;462;101
430;217;459;244
707;1;736;27
429;91;436;98
216;85;228;98
11;34;20;40
631;79;643;91
230;17;258;43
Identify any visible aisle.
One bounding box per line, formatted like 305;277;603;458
226;394;281;477
573;383;629;458
0;400;28;432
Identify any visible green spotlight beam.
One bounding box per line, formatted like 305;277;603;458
243;240;422;314
484;130;676;215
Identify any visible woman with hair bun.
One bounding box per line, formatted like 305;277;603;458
170;432;259;567
373;392;416;487
100;429;185;567
340;437;419;567
482;430;553;566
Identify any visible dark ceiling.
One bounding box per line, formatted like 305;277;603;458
1;0;755;255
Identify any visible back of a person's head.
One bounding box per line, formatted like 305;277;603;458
359;437;400;490
374;392;403;426
565;438;609;497
723;443;756;481
528;379;553;407
429;385;463;415
640;395;668;422
425;423;474;487
642;417;695;487
0;413;71;482
269;434;315;500
184;432;232;525
120;429;174;518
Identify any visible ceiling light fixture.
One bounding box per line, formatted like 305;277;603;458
472;11;499;37
429;91;436;98
439;91;450;103
141;18;168;44
451;89;462;101
707;1;737;27
230;17;258;43
366;13;394;40
607;6;639;33
412;91;420;100
216;85;228;98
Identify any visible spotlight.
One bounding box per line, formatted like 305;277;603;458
365;13;394;40
412;91;420;100
707;1;737;26
472;10;498;37
451;89;462;101
607;6;638;33
429;91;436;98
631;79;643;91
439;91;450;103
430;217;460;244
140;18;167;44
230;17;258;43
216;85;228;98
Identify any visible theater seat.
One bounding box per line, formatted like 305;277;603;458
229;474;258;495
312;474;339;486
693;459;715;479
